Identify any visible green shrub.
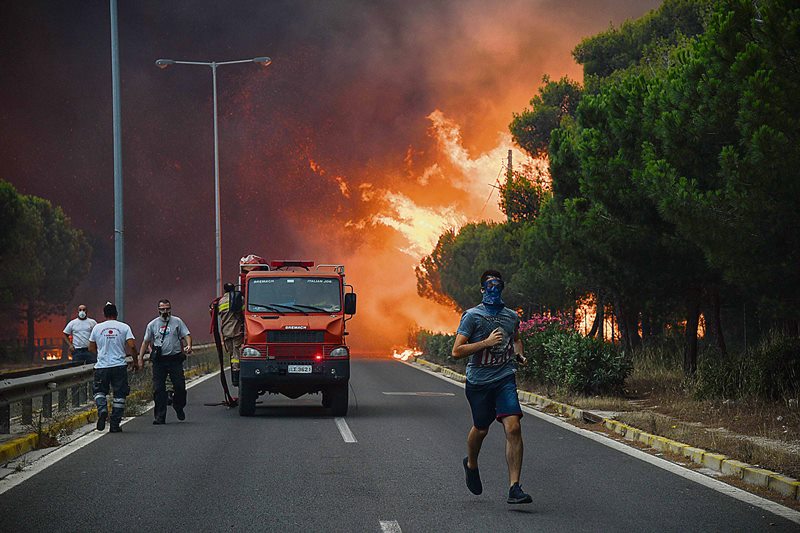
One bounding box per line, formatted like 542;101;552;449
531;330;630;395
695;332;800;401
416;327;631;395
415;329;464;370
519;326;562;384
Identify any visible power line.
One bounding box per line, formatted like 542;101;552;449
479;161;507;217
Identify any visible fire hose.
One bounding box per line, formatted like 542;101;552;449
205;297;238;407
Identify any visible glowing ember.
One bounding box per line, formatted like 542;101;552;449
392;348;423;361
308;158;351;198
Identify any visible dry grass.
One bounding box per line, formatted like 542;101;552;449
562;396;632;411
23;410;72;449
616;410;800;479
526;345;800;479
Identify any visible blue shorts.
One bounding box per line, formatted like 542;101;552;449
465;373;523;429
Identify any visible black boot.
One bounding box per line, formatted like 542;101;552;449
95;393;108;431
110;407;124;433
97;409;108;431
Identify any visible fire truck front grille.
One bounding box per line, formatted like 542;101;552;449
269;344;334;359
267;330;325;343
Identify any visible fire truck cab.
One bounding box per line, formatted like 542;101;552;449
237;259;356;416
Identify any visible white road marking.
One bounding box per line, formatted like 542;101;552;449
0;368;224;495
379;520;402;532
403;361;800;526
382;392;454;396
335;417;357;443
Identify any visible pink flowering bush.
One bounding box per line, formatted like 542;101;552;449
412;312;630;395
519;313;573;333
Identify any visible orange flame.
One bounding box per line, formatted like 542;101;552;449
297;111;540;352
392;348;423;361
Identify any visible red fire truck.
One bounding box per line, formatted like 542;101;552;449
236;259;356;416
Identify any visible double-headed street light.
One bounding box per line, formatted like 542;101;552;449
156;56;272;297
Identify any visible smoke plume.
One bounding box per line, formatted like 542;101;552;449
0;0;660;351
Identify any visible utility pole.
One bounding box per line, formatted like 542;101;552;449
110;0;124;319
506;149;513;222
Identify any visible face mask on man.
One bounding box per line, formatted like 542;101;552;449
159;308;171;320
481;278;505;306
78;310;87;320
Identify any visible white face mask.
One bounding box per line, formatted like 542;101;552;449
78;311;87;319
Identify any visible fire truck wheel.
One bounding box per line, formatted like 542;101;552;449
330;384;349;416
321;389;332;408
238;383;257;417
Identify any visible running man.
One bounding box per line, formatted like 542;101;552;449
451;270;532;504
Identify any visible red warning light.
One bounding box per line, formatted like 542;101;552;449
270;260;315;269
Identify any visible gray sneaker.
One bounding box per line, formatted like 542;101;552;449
463;457;482;495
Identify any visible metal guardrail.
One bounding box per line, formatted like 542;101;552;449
0;360;80;380
0;343;218;434
0;365;95;405
0;364;95;434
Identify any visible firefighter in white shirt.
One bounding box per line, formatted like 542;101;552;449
88;303;137;433
63;304;97;364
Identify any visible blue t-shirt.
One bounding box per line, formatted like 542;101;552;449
456;304;520;385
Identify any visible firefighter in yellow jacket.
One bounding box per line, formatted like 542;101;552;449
218;282;244;386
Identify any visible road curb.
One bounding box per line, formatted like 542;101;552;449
0;408;98;465
0;364;210;466
413;357;800;502
0;434;38;464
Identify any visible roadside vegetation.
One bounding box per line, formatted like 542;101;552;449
412;0;799;477
0;180;91;363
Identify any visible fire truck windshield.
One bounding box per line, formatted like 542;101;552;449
248;277;342;313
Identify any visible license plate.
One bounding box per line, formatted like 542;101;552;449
288;365;312;374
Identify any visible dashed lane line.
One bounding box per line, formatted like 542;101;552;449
335;417;357;443
381;392;454;396
379;520;402;532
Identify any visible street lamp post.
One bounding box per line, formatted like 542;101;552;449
110;0;124;319
155;56;272;297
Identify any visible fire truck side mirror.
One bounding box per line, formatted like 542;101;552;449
344;293;357;315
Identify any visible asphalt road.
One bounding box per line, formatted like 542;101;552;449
0;357;797;532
